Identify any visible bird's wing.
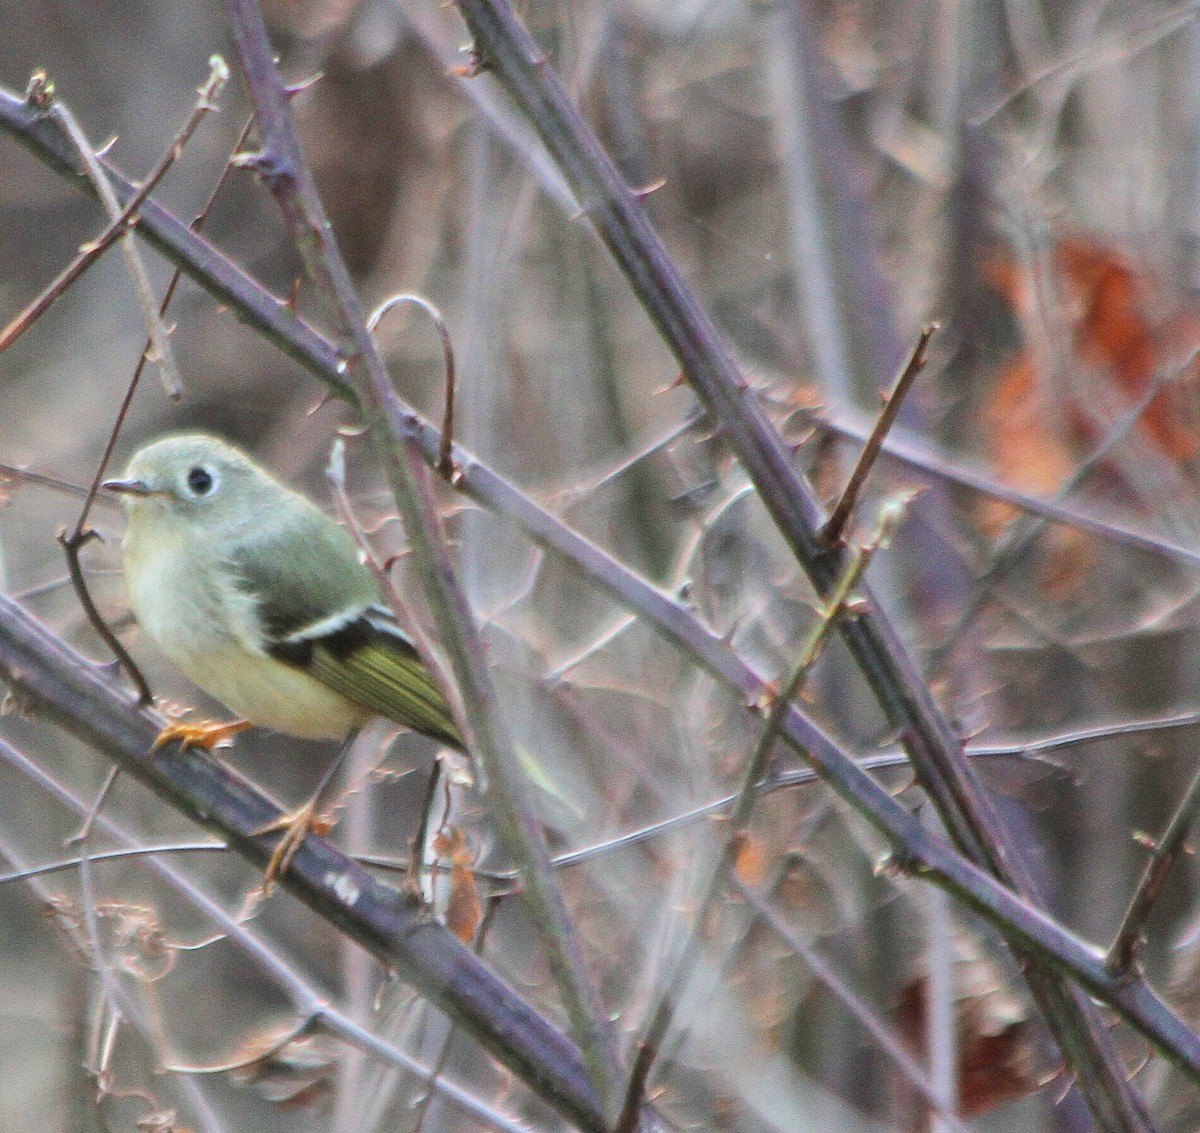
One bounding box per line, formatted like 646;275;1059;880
230;522;463;749
272;606;463;750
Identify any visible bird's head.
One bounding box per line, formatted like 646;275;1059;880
104;433;277;542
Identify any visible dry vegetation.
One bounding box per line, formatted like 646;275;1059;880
3;1;1200;1131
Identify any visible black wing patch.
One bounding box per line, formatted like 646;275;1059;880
268;607;463;750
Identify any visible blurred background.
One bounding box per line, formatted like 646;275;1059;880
3;0;1200;1130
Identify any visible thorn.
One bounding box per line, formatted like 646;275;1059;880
746;686;773;716
448;48;487;78
24;70;54;109
305;391;335;417
232;148;291;182
285;73;324;98
873;852;903;879
631;177;667;202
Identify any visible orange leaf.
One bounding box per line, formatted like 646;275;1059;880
731;832;768;887
434;827;483;945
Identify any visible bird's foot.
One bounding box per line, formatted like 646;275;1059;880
254;800;336;895
152;718;251;752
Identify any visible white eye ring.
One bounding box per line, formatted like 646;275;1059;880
185;464;219;497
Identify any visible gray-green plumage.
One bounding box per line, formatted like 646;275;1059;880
107;433;462;748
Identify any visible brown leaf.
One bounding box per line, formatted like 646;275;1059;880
894;941;1049;1121
1055;236;1200;462
731;831;768;888
978;350;1092;594
433;827;483;945
979;234;1200;593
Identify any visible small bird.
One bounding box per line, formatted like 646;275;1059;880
105;432;464;882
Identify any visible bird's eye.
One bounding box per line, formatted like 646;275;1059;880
185;465;217;497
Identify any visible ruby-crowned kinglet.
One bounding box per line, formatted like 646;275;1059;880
104;433;462;753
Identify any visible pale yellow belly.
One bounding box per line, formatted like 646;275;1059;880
175;643;372;740
125;528;370;741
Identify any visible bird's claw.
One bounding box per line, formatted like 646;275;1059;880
152;718;251;752
254;802;336;895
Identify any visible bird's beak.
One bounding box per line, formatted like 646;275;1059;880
102;477;157;497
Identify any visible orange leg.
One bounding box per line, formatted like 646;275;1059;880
254;803;336;896
152;719;252;752
252;734;355;896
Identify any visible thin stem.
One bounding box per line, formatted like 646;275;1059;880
0;58;227;360
1107;764;1200;975
822;324;937;545
60;94;253;710
367;294;458;479
57;527;152;704
816;409;1200;571
30;72;183;398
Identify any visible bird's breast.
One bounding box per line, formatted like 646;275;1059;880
124;528;367;740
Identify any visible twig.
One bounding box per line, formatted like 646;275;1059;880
28;71;184;398
65;762;121;844
57;527;152;704
58;74;248;712
614;1042;656;1133
821;324;937;545
368;294;459;480
0;461;118;504
0;840;227;884
758;0;855;412
931;366;1182;669
72;106;253;537
409;898;504;1133
0;58;228;359
1107;764;1200;975
815;410;1200;571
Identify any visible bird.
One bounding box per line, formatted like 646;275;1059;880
105;432;464;885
